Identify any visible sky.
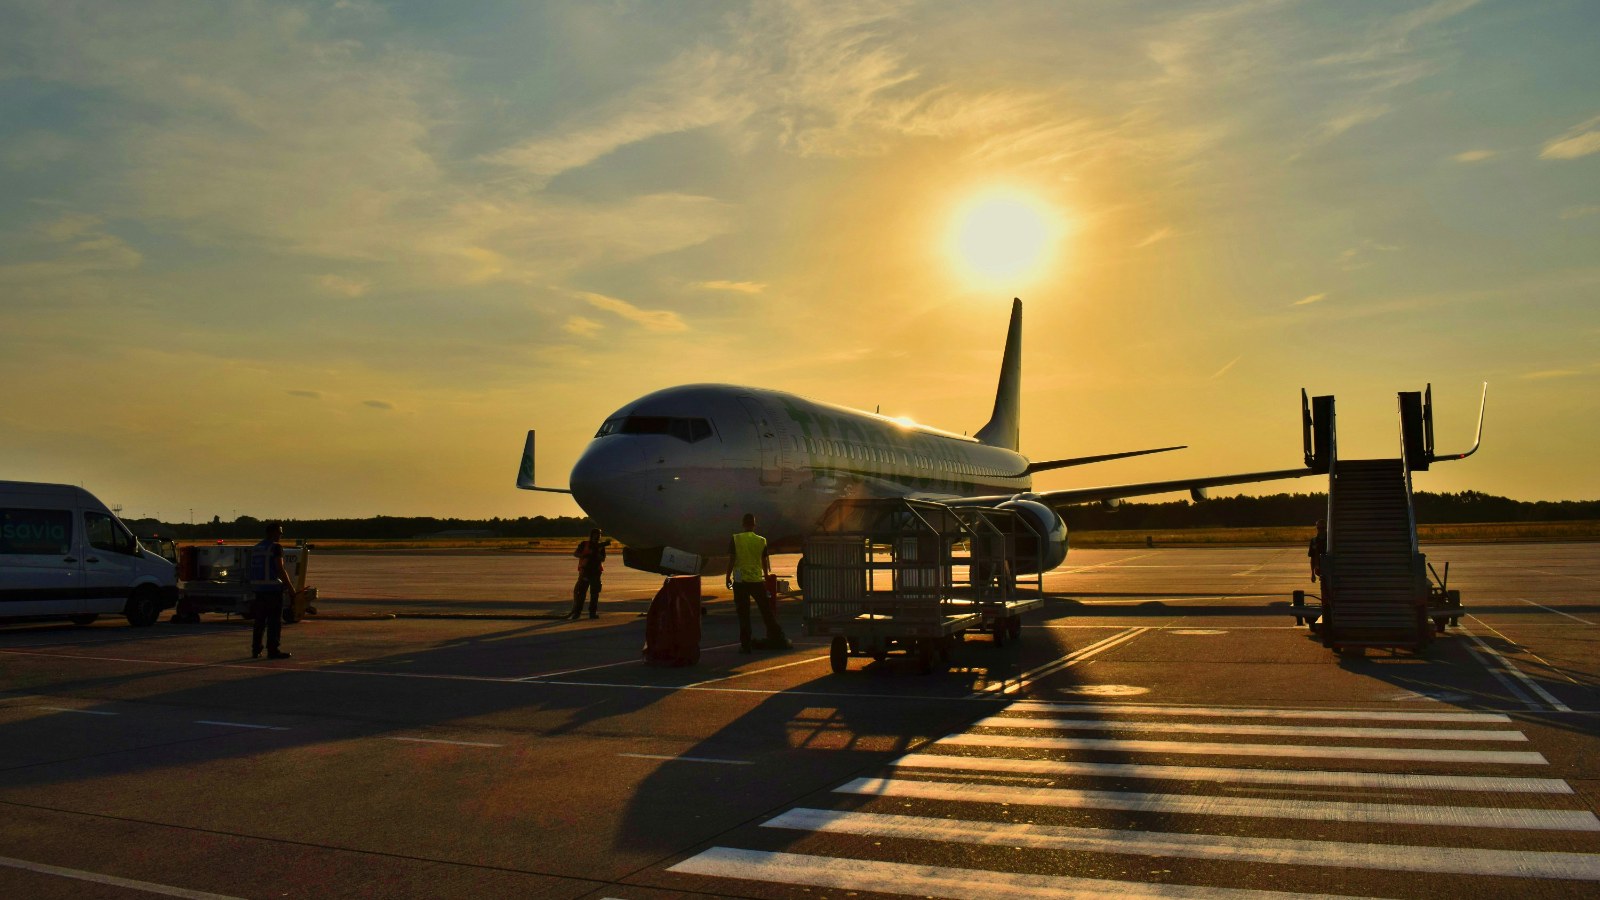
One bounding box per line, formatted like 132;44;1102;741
1;0;1597;523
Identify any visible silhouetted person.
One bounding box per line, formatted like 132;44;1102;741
1309;519;1327;583
570;529;606;619
726;513;789;653
247;522;293;659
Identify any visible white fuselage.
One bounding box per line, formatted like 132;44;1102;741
569;384;1032;559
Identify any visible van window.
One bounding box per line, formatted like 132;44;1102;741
85;512;138;556
0;508;73;555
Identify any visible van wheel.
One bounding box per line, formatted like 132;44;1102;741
125;586;161;627
70;614;98;626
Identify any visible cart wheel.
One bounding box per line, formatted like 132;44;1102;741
829;636;848;674
1007;616;1022;642
1433;617;1447;634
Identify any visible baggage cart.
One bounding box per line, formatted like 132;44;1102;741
803;499;1045;674
173;541;317;623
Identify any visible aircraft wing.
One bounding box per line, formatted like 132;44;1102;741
955;466;1319;509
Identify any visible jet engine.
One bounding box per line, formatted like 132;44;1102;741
996;495;1069;573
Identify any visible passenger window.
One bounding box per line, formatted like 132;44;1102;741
0;508;73;555
85;512;138;556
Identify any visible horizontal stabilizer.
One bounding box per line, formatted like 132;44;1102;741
516;430;574;494
1026;445;1187;474
958;466;1317;509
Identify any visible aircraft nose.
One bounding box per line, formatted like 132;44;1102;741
569;439;651;531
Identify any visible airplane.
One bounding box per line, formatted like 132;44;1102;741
518;298;1482;577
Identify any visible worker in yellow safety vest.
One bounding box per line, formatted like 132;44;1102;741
726;513;790;654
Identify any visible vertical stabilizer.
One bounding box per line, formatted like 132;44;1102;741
974;298;1022;450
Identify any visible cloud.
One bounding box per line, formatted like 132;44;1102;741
0;213;143;284
1338;239;1401;270
317;274;371;297
690;279;766;294
1134;227;1175;249
1452;149;1496;163
363;400;394;410
1540;115;1600;160
287;390;322;399
1518;369;1582;380
576;291;688;333
1294;292;1327;306
563;315;603;337
1560;205;1600;220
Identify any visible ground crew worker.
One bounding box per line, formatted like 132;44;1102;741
246;522;294;659
726;513;789;653
570;528;607;619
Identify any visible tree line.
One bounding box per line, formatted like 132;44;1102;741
125;490;1596;540
1061;491;1600;531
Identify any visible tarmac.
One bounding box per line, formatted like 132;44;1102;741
1;542;1596;899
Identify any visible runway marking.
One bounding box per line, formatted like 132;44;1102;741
194;720;288;731
981;627;1148;695
887;752;1574;793
1060;552;1157;574
765;808;1600;881
974;716;1528;742
669;846;1342;900
684;654;832;687
515;642;746;680
38;706;118;716
936;732;1550;765
836;777;1600;830
384;736;501;748
1515;598;1597;625
1007;701;1514;723
0;854;247;900
617;752;753;766
1469;616;1584;690
1462;623;1571;712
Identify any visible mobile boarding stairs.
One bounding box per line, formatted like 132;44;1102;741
1294;385;1484;655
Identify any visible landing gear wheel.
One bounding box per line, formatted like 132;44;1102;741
795;558;808;593
829;635;848;674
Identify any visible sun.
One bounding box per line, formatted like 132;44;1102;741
946;188;1063;289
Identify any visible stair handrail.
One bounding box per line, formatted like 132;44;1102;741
1397;397;1421;559
1323;423;1337;558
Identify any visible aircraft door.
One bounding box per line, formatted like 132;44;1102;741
738;396;782;485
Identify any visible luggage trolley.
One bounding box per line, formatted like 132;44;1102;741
948;504;1046;646
802;499;1043;674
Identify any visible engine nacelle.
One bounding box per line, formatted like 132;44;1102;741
996;497;1069;573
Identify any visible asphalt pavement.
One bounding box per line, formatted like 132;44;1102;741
1;543;1596;899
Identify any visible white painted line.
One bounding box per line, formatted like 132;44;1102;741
1463;623;1571;712
935;732;1550;765
983;627;1147;694
836;777;1600;831
617;752;753;766
974;716;1528;742
194;720;289;731
684;654;832;687
516;641;748;680
1514;598;1597;626
669;846;1344;900
766;808;1600;881
1005;701;1512;723
1060;552;1158;574
0;854;247;900
384;736;502;748
887;752;1574;794
38;706;118;716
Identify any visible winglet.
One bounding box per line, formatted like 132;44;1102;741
974;298;1022;451
516;430;574;494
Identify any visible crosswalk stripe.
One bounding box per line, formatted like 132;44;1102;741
1006;702;1512;723
975;716;1527;742
765;808;1600;881
937;732;1550;765
887;752;1575;794
836;777;1600;831
668;846;1357;900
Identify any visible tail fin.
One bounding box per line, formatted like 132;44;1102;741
974;298;1022;450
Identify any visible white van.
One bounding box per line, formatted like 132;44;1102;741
1;481;178;627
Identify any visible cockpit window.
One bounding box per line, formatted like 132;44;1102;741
595;416;713;443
